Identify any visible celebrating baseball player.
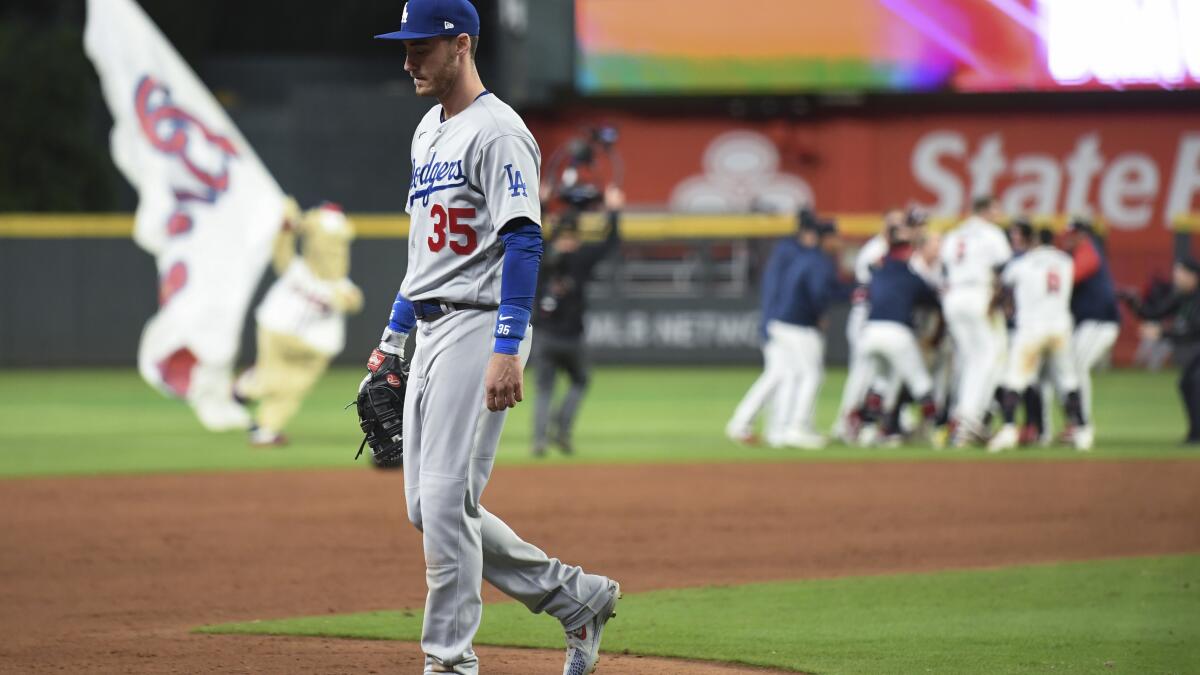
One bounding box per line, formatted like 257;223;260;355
364;3;620;673
1060;216;1121;437
939;196;1013;446
832;210;895;440
989;227;1093;451
846;219;942;445
727;211;841;449
996;216;1054;444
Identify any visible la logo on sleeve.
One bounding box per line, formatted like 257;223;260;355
503;164;529;198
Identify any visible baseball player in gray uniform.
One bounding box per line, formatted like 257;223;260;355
373;2;619;673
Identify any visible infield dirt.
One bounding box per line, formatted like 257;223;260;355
3;459;1199;674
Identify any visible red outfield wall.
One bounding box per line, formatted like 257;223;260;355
529;109;1200;363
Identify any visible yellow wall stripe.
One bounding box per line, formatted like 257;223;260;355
0;212;887;240
0;211;1140;240
0;214;136;238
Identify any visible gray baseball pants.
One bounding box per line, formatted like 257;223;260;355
403;308;611;672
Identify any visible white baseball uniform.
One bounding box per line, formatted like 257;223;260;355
841;252;941;422
1072;319;1118;419
399;94;611;669
939;216;1012;430
1001;246;1079;392
729;318;825;445
835;234;888;430
855;320;934;402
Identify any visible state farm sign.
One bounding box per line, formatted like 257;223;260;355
910;129;1200;230
529;110;1200;233
527;109;1193;364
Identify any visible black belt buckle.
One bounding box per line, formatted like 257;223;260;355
413;300;447;322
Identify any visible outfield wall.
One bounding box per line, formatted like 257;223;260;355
0;209;1160;368
0;217;855;367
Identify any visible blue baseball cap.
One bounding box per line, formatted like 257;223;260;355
375;0;480;41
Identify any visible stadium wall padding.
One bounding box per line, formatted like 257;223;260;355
0;236;852;368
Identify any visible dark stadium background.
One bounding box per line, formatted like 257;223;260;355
2;0;1197;366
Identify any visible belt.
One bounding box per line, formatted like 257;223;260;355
412;299;498;322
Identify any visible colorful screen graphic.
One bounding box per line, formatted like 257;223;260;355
575;0;1200;94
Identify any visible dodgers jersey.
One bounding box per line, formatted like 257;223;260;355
1001;246;1075;330
400;93;541;305
939;216;1012;290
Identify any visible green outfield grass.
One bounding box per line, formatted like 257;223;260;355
0;367;1192;478
200;555;1200;675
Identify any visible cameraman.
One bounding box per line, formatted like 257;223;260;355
1120;258;1200;445
532;185;623;456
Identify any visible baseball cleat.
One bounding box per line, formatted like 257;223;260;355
248;426;288;448
835;412;863;445
562;580;620;675
856;424;880;448
1018;424;1042;447
1072;425;1094;451
554;435;576;455
878;432;904;449
951;419;986;448
830;418;846;439
725;424;760;446
930;426;949;449
778;430;827;450
987;424;1019;453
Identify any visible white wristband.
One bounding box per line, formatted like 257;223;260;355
378;328;409;356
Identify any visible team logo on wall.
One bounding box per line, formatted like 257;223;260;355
670;130;814;214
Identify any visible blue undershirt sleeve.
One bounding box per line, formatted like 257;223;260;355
494;216;543;355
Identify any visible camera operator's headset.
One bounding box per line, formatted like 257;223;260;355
543;126;624;221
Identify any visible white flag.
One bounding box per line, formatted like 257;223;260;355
85;0;285;431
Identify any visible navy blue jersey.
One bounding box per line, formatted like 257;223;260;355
776;246;842;327
761;240;842;329
760;238;803;328
867;254;940;327
1071;233;1120;323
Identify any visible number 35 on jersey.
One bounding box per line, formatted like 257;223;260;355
426;204;477;255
